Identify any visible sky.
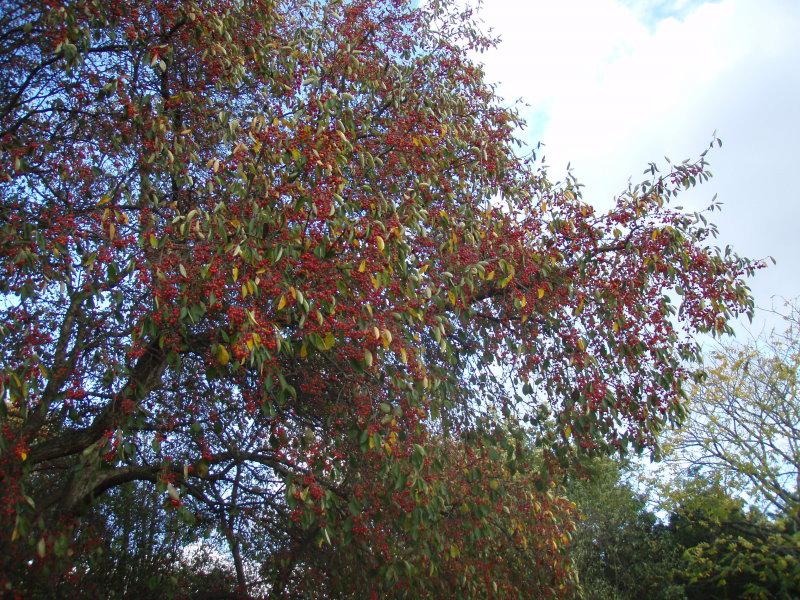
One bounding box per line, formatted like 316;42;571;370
476;0;800;334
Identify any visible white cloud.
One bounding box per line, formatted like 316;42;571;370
477;0;800;321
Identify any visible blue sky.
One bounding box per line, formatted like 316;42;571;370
477;0;800;333
621;0;720;23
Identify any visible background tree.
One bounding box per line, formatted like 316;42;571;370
565;458;682;600
565;460;800;600
0;0;759;596
664;473;800;600
665;300;800;525
60;480;238;599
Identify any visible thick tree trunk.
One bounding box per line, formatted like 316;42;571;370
224;525;248;599
29;338;168;466
226;464;248;598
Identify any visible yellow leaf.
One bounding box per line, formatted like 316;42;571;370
613;322;620;333
98;195;111;205
20;451;27;461
324;332;335;350
652;229;659;240
448;290;456;305
300;343;308;358
217;345;230;366
376;235;385;252
109;223;116;240
519;295;527;308
232;266;239;282
373;326;381;340
419;263;429;275
486;270;495;281
149;234;158;249
364;348;373;367
400;347;408;364
277;295;287;310
358;259;366;273
538;287;545;299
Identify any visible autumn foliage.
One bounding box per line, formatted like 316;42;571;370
0;0;759;596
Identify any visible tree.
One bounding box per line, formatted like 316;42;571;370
665;474;800;600
565;460;800;600
565;458;681;600
0;0;759;596
54;480;237;599
666;300;800;525
655;303;800;599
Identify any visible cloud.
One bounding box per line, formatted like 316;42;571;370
477;0;800;320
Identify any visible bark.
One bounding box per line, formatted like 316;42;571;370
225;464;249;598
29;338;166;460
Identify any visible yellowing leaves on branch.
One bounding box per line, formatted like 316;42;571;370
664;299;800;523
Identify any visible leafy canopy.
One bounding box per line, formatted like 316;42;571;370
0;0;759;596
